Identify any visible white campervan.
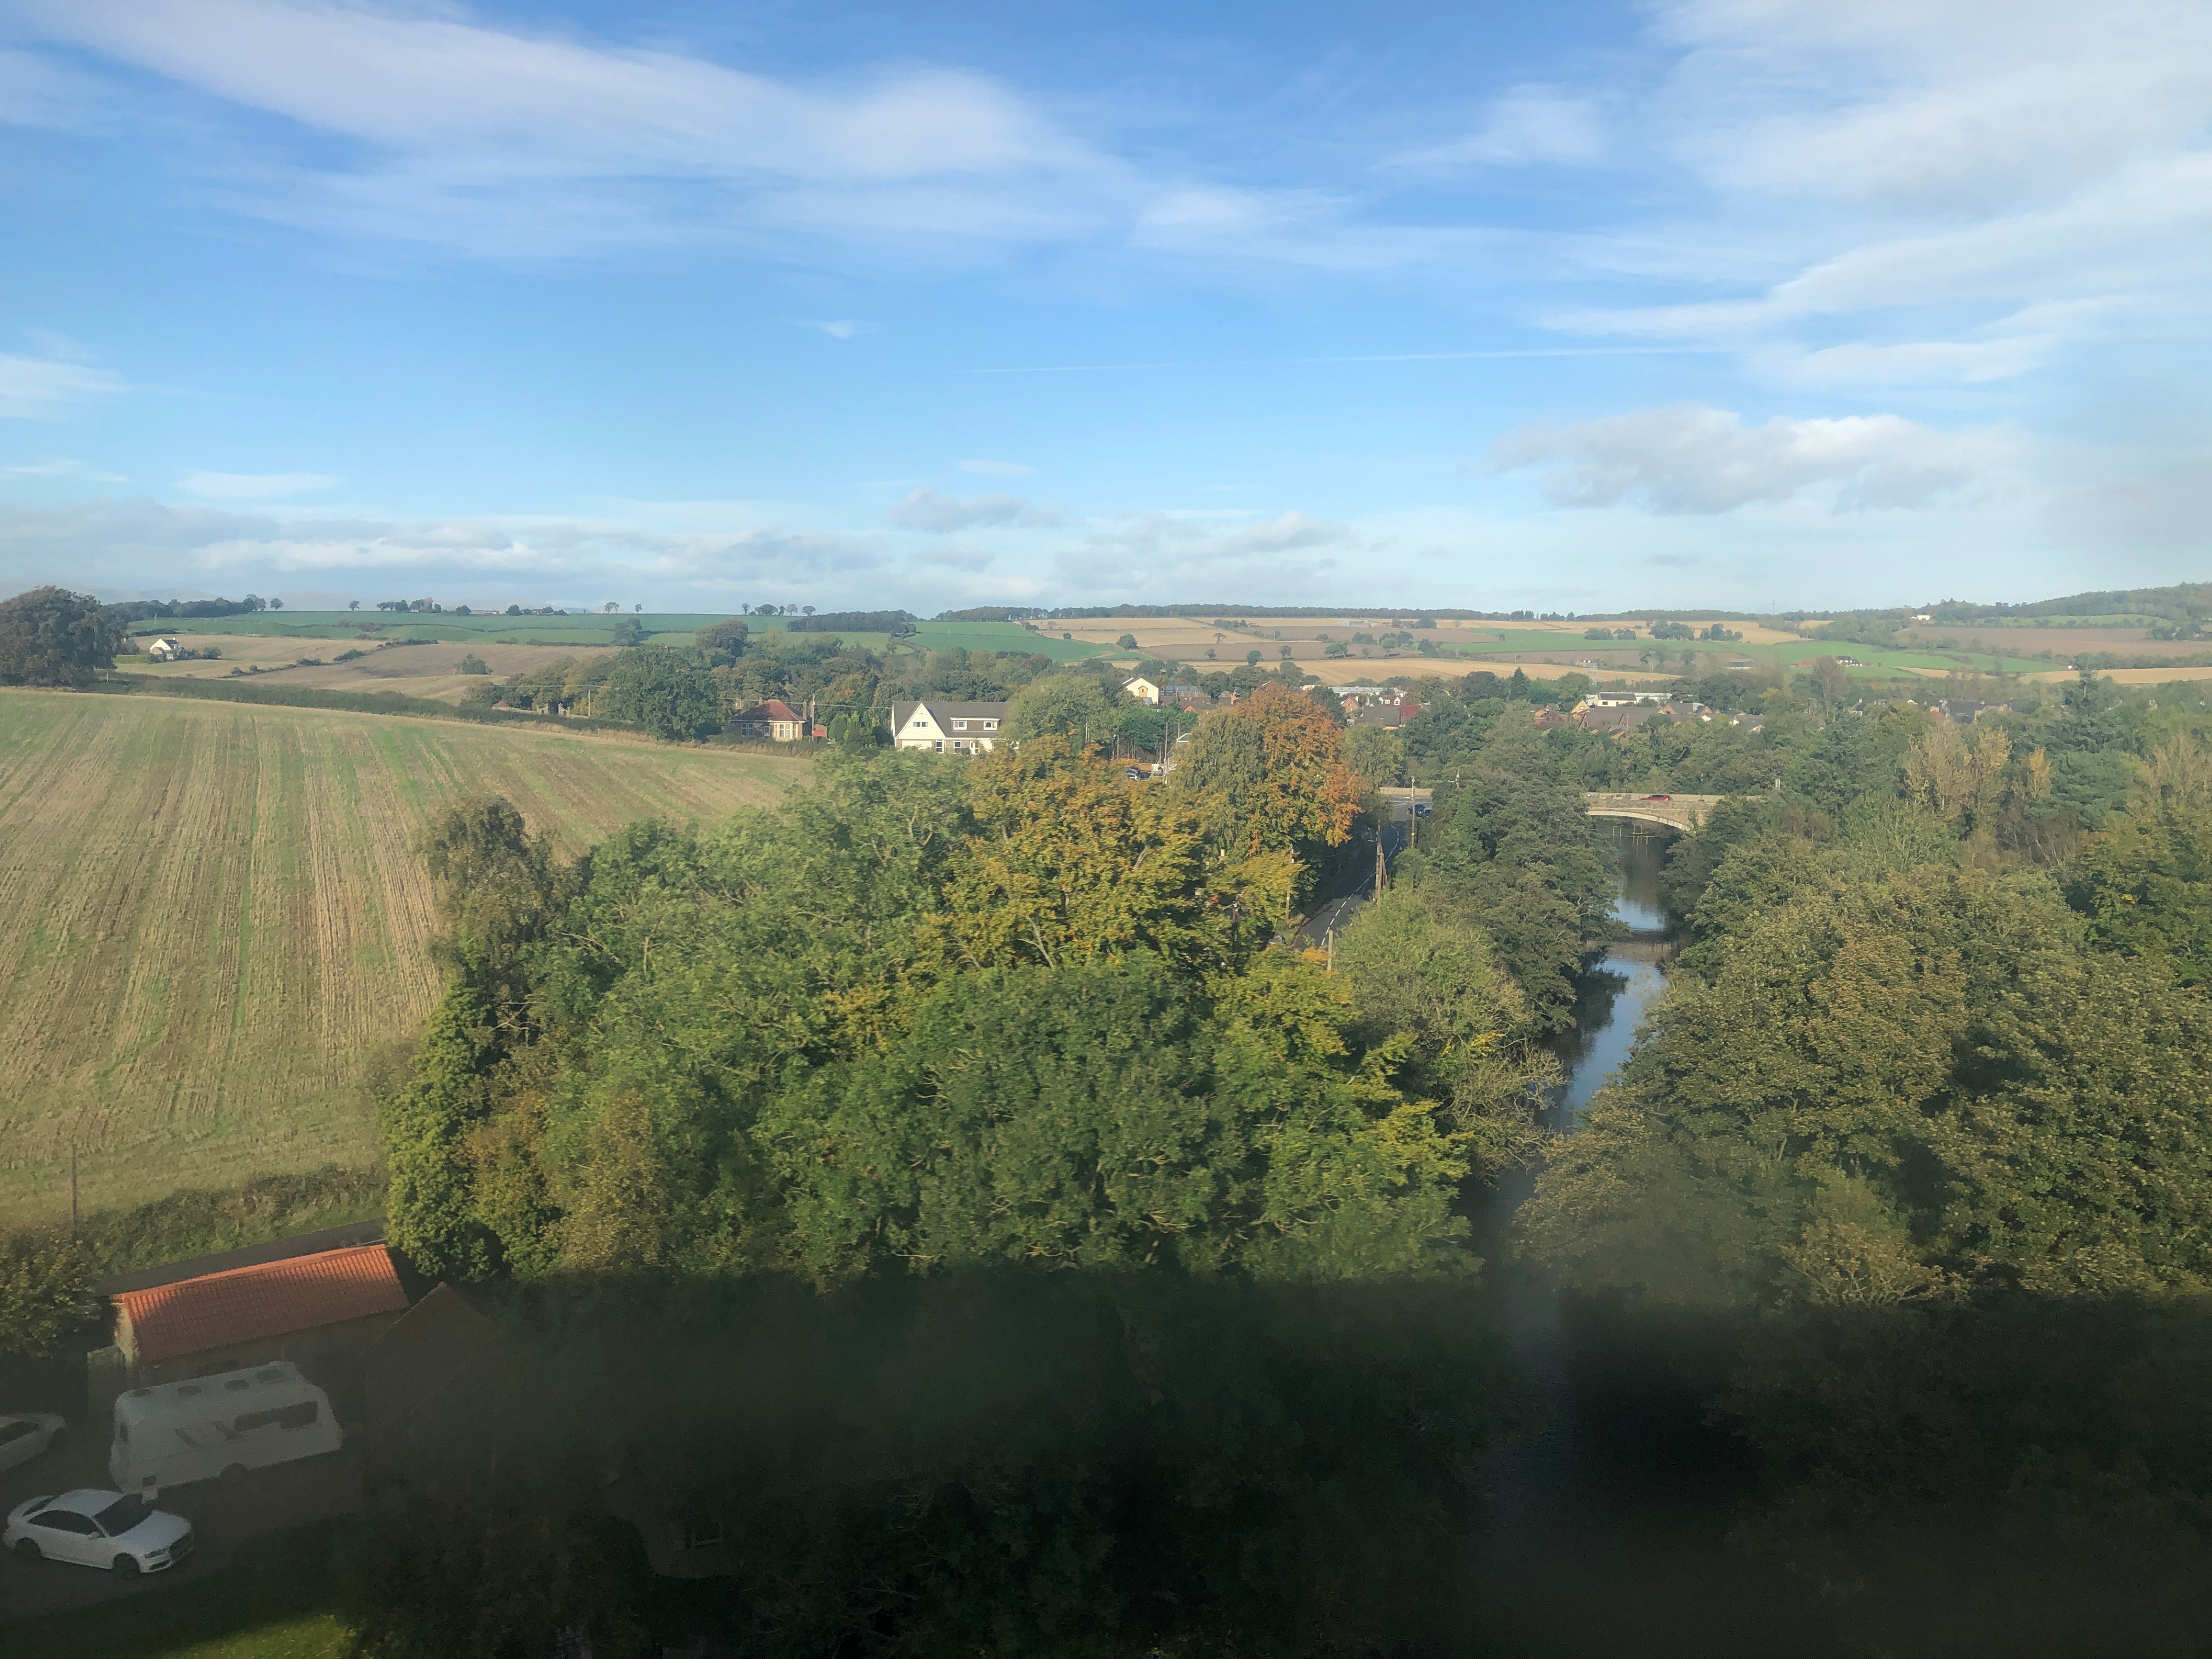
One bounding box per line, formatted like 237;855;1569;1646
109;1361;343;1492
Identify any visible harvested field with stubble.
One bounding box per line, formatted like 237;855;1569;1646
0;691;809;1221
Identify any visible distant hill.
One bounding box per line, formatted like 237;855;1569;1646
1925;582;2212;625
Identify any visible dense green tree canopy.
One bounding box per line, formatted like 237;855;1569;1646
602;645;723;740
1001;672;1115;745
0;585;126;686
381;741;1489;1286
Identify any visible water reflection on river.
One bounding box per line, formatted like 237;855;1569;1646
1551;819;1674;1120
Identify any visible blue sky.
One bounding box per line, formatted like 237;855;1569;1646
1;0;2207;613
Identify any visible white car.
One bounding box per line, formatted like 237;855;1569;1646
3;1488;195;1576
0;1413;65;1472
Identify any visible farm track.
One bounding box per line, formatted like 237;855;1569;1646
0;691;806;1220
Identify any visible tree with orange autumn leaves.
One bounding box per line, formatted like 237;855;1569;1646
1170;681;1365;877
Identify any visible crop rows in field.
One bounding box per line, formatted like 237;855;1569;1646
0;691;806;1220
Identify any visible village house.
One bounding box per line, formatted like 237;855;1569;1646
144;636;184;660
891;699;1008;754
730;698;809;742
1576;704;1661;738
1122;676;1161;705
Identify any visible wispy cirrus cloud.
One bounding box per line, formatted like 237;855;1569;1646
1;458;126;481
0;351;125;419
14;0;1120;261
179;471;340;500
1542;0;2212;384
1382;86;1605;172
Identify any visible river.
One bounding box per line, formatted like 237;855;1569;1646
1466;817;1680;1604
1551;817;1674;1121
1468;821;1847;1650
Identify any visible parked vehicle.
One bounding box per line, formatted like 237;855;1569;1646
1640;793;1673;802
110;1361;342;1493
3;1489;193;1576
0;1413;65;1473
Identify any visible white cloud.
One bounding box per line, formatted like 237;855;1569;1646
1536;1;2212;387
29;0;1074;179
1128;185;1494;273
19;0;1118;260
0;494;898;604
1052;509;1357;592
179;471;341;500
1384;87;1606;171
1485;403;2016;513
886;487;1058;532
1656;0;2212;215
959;458;1032;476
0;352;124;419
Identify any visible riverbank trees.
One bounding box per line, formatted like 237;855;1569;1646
1517;695;2212;1640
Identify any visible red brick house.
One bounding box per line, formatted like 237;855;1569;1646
731;698;809;741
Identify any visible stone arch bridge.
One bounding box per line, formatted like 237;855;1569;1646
1582;792;1720;832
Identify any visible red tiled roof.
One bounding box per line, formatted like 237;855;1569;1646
115;1245;408;1363
733;699;802;723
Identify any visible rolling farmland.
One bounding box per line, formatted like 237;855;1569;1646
0;691;808;1221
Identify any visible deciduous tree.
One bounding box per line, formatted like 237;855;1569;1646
0;586;126;687
1173;681;1362;865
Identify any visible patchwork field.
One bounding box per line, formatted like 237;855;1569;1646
2026;665;2212;685
0;691;808;1220
134;610;737;647
1053;614;2070;682
127;637;605;704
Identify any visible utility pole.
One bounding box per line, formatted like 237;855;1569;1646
70;1147;78;1237
1374;830;1386;898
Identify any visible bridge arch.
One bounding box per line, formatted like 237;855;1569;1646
1581;792;1719;832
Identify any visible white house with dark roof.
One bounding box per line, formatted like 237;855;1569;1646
890;699;1008;754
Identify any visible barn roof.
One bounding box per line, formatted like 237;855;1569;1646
114;1244;408;1364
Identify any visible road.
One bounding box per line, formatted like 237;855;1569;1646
0;1416;363;1625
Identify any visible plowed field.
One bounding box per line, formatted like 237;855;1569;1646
0;691;807;1220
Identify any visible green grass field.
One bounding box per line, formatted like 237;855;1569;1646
908;619;1110;660
0;690;809;1221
